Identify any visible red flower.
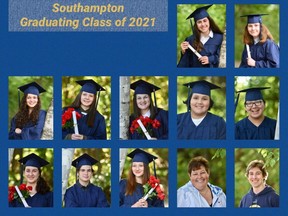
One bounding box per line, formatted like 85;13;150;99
129;117;161;138
143;175;165;201
62;108;81;129
8;184;32;203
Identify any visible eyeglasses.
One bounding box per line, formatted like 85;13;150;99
245;100;263;107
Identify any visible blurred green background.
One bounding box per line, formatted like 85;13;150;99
9;148;54;189
120;148;169;207
234;76;279;122
177;148;226;193
62;76;111;139
129;76;168;112
8;76;53;131
65;148;111;204
234;148;279;207
234;4;279;67
177;4;226;64
177;76;226;120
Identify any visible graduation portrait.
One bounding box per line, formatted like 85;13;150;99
8;76;53;140
62;148;111;207
8;148;54;207
177;4;226;68
177;148;226;208
235;148;279;208
177;76;226;140
234;76;279;140
62;76;111;140
235;4;280;68
119;76;168;140
119;148;168;207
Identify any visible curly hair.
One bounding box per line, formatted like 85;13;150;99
15;94;41;128
131;93;157;119
192;16;223;52
69;91;97;127
243;24;274;45
125;163;150;196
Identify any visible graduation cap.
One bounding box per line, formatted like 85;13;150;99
18;153;49;183
127;148;158;178
17;82;46;108
72;153;99;169
130;79;161;108
240;14;268;24
186;4;213;33
234;87;270;113
76;79;105;109
183;80;221;111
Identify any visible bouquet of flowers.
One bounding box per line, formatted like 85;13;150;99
143;175;165;201
8;184;32;203
62;108;81;129
130;116;161;137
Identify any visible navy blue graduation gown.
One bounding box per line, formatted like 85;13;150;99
235;116;276;140
177;33;223;68
64;182;109;207
9;110;46;140
119;179;164;207
239;39;279;68
9;191;53;207
129;108;168;140
62;108;107;140
177;112;226;140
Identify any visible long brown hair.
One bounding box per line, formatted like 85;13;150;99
15;95;41;128
69;91;97;127
24;167;51;194
132;94;157;119
125;163;150;195
192;16;223;52
243;24;274;45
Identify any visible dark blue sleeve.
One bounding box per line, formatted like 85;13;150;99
217;117;226;139
177;36;194;68
84;113;107;140
46;192;53;207
255;41;279;68
154;109;168;139
207;34;223;67
8;116;22;140
64;187;79;207
21;110;46;140
119;180;131;207
95;188;110;207
239;45;249;68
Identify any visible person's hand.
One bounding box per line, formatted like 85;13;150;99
15;128;22;134
71;134;84;140
198;56;209;65
180;41;189;54
247;57;256;67
131;198;148;208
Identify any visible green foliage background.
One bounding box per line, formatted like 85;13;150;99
120;148;169;206
234;148;279;207
177;148;226;193
177;76;226;120
234;4;279;67
177;4;226;64
129;76;168;112
8;76;53;131
65;148;111;203
62;76;111;139
234;76;279;122
9;148;54;189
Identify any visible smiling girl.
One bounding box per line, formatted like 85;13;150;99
9;82;47;140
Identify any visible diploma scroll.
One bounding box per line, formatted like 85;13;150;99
246;44;251;58
143;183;158;200
188;44;202;58
15;185;29;208
72;111;79;135
136;119;152;140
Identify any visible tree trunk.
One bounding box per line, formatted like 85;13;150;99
62;148;75;202
119;77;130;140
8;148;14;168
41;99;54;140
219;27;226;68
119;148;128;180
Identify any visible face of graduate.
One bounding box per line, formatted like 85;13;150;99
24;166;40;184
247;167;266;189
245;99;265;119
136;94;151;114
26;94;38;109
80;91;95;110
247;23;261;38
189;166;209;191
190;93;210;118
132;162;145;178
196;17;210;35
78;165;93;184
